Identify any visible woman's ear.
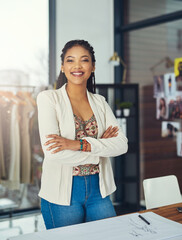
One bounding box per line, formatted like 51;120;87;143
61;66;64;73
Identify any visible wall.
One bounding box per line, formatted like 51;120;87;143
56;0;114;84
127;0;182;87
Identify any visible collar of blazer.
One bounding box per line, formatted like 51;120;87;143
59;83;103;139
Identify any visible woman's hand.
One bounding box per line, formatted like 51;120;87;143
45;126;119;154
44;134;80;154
101;126;119;139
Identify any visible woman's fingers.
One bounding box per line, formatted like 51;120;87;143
44;135;68;153
46;143;61;151
102;126;112;138
110;132;118;137
44;135;62;146
46;134;59;139
109;127;119;136
46;141;64;153
101;126;119;138
106;131;118;138
44;139;60;146
44;135;76;153
51;147;63;154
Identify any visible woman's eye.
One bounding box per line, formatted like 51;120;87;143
66;59;73;62
82;59;89;62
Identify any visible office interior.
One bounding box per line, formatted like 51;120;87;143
0;0;182;239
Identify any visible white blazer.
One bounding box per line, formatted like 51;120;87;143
37;84;128;205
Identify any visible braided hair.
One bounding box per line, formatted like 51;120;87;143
56;40;96;93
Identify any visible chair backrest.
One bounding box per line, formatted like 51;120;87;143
143;175;182;209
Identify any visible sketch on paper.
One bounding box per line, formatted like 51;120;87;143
129;217;157;238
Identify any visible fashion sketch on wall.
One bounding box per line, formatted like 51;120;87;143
174;57;182;82
153;58;182;157
176;132;182;157
153;75;164;98
168;94;182;120
164;73;176;97
156;95;168;120
161;121;180;138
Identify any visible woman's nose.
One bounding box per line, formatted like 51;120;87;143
73;61;82;69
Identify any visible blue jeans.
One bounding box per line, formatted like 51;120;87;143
41;174;116;229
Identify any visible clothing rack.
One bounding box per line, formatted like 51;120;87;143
0;85;36;88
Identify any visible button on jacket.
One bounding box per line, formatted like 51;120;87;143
37;84;128;205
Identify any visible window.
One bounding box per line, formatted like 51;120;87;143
0;0;48;86
0;0;48;215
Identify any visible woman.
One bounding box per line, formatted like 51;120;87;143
37;40;128;229
159;97;166;119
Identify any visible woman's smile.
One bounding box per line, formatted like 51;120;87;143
62;46;95;85
71;71;84;77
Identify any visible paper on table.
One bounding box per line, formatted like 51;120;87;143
9;212;182;240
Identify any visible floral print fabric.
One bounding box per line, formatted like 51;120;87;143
74;114;98;139
72;114;99;176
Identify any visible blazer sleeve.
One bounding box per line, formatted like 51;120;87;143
37;91;98;166
83;98;128;157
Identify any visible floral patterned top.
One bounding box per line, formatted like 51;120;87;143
72;114;99;176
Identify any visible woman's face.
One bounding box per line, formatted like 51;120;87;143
160;99;165;106
62;46;95;86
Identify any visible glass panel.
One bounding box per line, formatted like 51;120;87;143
0;0;48;86
0;0;48;215
128;0;182;24
126;20;182;86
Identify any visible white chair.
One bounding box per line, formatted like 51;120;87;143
143;175;182;209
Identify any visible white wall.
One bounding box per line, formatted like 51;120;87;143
56;0;114;84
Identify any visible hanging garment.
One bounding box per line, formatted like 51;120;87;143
19;98;35;184
1;101;12;181
0;103;6;179
0;102;21;190
0;90;38;191
0;90;22;184
8;104;20;189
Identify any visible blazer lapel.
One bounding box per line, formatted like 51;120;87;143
60;84;76;140
87;91;104;138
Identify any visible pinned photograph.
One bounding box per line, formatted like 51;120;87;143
164;73;176;97
168;95;182;120
156;96;168;120
174;58;182;82
153;75;164;98
161;121;180;138
176;132;182;157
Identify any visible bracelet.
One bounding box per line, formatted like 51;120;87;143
80;139;83;151
83;139;88;152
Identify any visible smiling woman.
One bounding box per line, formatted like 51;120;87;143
37;39;128;230
61;45;95;88
56;40;96;93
